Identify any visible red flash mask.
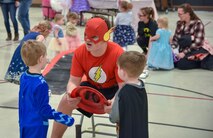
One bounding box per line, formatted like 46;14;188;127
84;18;108;44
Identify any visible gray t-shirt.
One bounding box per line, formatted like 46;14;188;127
114;11;133;26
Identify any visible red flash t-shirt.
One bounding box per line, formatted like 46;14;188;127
71;41;124;89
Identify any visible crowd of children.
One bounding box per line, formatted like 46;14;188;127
40;0;175;73
47;12;81;57
3;1;213;137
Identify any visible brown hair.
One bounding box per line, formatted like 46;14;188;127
120;1;133;11
54;14;64;22
157;16;168;29
140;7;155;20
117;51;146;78
31;20;52;38
66;12;79;20
21;40;46;66
179;3;200;20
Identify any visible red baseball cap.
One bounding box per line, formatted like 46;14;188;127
84;17;109;44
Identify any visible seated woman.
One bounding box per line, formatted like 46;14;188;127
172;3;213;70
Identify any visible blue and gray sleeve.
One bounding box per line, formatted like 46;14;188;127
34;84;74;126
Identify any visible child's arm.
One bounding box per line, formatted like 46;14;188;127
109;93;120;123
34;84;74;126
54;27;62;45
51;110;74;126
150;34;160;42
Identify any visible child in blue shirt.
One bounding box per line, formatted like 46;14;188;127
19;40;74;138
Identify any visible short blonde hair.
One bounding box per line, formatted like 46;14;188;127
157;16;168;28
117;51;146;78
21;40;46;66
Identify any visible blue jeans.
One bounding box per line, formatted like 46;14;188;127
18;0;32;35
1;3;18;34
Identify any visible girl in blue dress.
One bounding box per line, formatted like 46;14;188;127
147;17;174;70
4;21;52;84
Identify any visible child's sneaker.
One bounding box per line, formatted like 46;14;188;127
139;69;149;79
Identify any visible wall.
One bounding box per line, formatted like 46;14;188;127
32;0;42;6
173;0;213;10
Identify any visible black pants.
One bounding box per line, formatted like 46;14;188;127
77;81;119;118
175;54;213;70
137;36;149;54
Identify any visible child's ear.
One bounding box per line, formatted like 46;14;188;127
38;55;43;64
36;35;45;41
120;68;127;78
123;70;128;78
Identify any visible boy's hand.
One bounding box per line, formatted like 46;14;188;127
104;100;112;114
66;93;81;109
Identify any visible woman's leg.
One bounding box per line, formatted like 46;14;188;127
200;55;213;70
1;4;10;33
8;3;19;41
18;0;32;35
175;57;200;70
9;3;18;33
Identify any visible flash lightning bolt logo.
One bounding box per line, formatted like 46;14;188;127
94;66;102;82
